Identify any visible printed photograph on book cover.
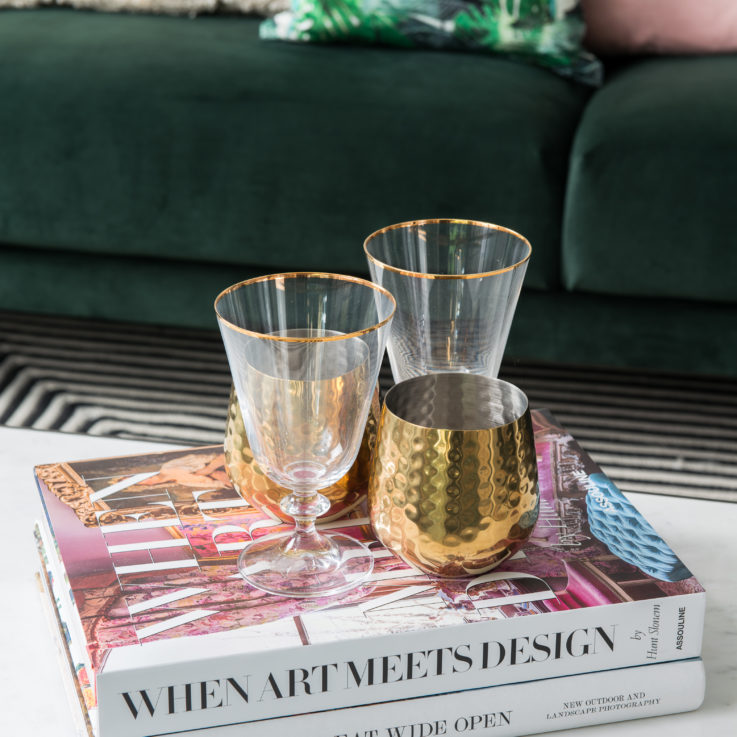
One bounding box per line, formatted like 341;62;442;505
35;409;703;685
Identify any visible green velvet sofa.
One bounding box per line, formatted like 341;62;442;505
1;9;736;376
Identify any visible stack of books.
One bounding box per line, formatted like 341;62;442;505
34;409;706;737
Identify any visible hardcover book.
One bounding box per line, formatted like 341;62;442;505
34;410;706;737
36;559;706;737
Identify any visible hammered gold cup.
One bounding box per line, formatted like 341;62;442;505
225;386;381;523
369;373;539;577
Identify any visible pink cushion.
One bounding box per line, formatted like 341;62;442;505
581;0;737;55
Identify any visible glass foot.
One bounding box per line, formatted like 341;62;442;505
237;531;374;598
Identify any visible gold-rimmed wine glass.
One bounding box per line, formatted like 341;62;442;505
215;273;395;598
364;218;531;382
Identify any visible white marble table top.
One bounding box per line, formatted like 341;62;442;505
1;426;734;737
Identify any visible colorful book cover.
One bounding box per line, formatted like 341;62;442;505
35;551;707;737
34;410;705;737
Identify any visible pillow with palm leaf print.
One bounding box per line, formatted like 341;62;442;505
260;0;602;85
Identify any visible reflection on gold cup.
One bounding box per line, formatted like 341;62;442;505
225;386;381;523
369;374;539;577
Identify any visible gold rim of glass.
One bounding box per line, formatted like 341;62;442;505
363;218;532;280
383;375;529;433
214;271;397;341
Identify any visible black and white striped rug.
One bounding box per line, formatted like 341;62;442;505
1;311;735;503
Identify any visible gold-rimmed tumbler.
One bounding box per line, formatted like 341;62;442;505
364;219;531;382
369;373;539;577
216;273;395;598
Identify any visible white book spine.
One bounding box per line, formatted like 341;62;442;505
97;590;705;737
119;659;708;737
189;658;706;737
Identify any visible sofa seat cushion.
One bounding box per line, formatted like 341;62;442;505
563;55;737;304
0;9;590;290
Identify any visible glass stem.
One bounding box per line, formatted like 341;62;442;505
294;515;317;537
281;489;330;539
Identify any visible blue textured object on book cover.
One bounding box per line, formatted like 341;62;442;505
586;474;692;582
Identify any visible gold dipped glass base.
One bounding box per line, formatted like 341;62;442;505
225;385;380;522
